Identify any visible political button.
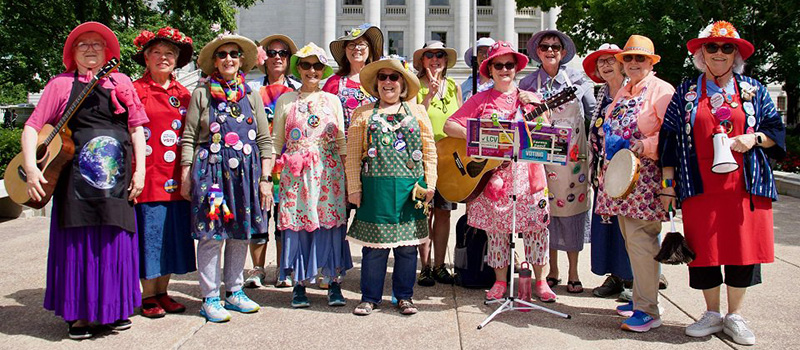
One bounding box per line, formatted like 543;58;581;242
307;115;320;128
248;129;257;140
369;123;378;131
367;147;377;158
710;93;724;108
346;98;359;109
393;139;406;151
578;193;586;202
685;123;692;135
145;145;152;156
290;128;302;140
595;117;603;128
684;91;697;102
243;143;252;155
212;133;222;144
381;135;392;145
747;115;756;126
579;173;586;183
225;132;240;146
164;179;178;193
233;140;243;151
163;150;176;163
198;149;209;160
411;149;423;161
143;127;151;140
743;102;755;115
210;122;221;133
171;119;182;130
230;103;241;117
246;117;253;124
169;96;180;108
557;199;565;207
228;157;240;169
160;130;178;147
217;102;227;111
382;126;390;134
538;199;547;209
210;143;221;153
715;106;731;120
567;193;575;202
209;154;219;164
217;113;227;123
298;103;309;113
179;107;187;116
326;122;336;135
684;102;694;112
569;182;575;189
547;172;557;180
730;101;739;108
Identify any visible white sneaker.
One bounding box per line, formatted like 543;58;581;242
225;290;260;313
724;313;755;345
618;288;633;302
244;266;266;288
200;297;231;323
686;311;724;337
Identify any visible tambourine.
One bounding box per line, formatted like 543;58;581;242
603;149;640;199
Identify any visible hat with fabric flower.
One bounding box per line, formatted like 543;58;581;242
687;21;754;60
290;42;334;79
582;43;623;83
132;26;194;68
479;41;529;78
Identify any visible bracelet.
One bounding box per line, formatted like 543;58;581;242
661;178;676;189
260;175;272;182
657;193;677;198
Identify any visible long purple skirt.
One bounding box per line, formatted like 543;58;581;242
43;204;141;323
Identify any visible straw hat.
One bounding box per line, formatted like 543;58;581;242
197;33;258;76
526;29;576;64
290;42;334;80
582;43;623;83
257;34;298;74
412;40;457;72
132;26;194;68
329;23;384;67
615;35;661;64
686;21;754;60
478;41;529;78
360;56;420;102
62;22;120;71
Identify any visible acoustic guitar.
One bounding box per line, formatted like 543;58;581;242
4;58;121;209
436;86;578;203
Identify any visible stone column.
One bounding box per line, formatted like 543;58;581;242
365;0;381;29
454;0;470;64
498;0;516;45
409;0;426;52
323;0;336;57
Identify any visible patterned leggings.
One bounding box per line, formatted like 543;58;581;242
486;228;550;268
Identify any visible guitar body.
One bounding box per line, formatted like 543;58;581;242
436;137;504;203
4;124;75;209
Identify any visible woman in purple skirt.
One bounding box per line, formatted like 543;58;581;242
21;22;147;340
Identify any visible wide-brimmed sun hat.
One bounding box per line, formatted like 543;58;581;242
582;43;623;83
62;21;121;71
479;41;529;78
290;42;334;80
197;33;258;75
526;29;576;64
360;55;420;102
615;35;661;65
412;40;457;72
463;37;496;68
132;26;194;68
686;21;754;60
257;34;298;74
329;23;384;67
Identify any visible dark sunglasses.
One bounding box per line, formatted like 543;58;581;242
297;61;326;71
423;51;447;59
704;43;736;54
622;54;647;63
538;44;563;52
215;50;241;59
492;62;516;71
266;49;290;58
377;72;401;82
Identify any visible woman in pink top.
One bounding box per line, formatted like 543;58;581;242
444;41;555;303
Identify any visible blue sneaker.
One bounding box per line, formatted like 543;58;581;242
621;310;662;332
292;285;310;308
224;290;260;313
200;297;231;323
327;282;346;306
391;293;398;306
616;301;634;317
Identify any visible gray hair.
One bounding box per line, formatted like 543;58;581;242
692;50;745;75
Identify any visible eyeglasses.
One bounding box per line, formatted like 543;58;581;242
346;42;368;50
266;49;290;58
492;62;516;71
622;54;647;63
377;72;401;81
297;61;326;71
704;43;736;54
423;51;447;59
75;42;105;52
538;44;563;52
215;50;241;59
596;57;617;67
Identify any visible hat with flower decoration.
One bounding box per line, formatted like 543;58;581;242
329;23;384;67
290;42;334;79
360;55;420;102
687;21;754;60
133;27;194;68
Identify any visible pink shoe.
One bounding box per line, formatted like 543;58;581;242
535;280;557;303
485;281;507;300
517;262;533;312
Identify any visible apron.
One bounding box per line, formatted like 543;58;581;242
56;72;135;232
347;102;429;248
337;76;377;136
537;71;591;217
190;89;268;240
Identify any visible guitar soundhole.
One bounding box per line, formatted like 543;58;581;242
466;159;487;177
17;165;27;182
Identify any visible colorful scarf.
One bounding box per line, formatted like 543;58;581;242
209;71;246;103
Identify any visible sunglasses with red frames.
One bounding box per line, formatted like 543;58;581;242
704;43;736;54
215;50;241;59
622;54;647;63
297;61;326;71
423;51;447;59
377;73;401;81
492;62;516;71
266;49;290;58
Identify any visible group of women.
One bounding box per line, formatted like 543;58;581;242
22;20;783;346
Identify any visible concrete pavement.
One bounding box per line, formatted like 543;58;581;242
1;196;798;349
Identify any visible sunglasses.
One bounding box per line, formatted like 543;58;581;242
423;51;447;59
215;50;241;59
492;62;516;71
622;54;647;63
596;57;617;67
297;61;326;71
266;49;290;58
538;44;563;52
704;43;736;54
377;72;401;82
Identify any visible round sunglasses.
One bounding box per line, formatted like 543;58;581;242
377;72;401;82
704;43;736;54
423;51;447;59
622;54;647;63
297;61;326;71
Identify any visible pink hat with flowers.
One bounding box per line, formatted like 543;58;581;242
478;41;529;78
687;21;754;60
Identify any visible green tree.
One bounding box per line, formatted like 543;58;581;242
517;0;800;125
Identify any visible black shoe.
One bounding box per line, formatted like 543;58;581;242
592;275;624;298
109;319;132;331
67;322;92;340
417;266;435;287
659;274;668;290
432;264;455;284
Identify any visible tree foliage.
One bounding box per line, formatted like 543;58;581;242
517;0;800;124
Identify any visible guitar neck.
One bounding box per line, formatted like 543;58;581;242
43;76;102;146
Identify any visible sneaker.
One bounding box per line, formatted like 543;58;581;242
67;322;92;340
140;296;166;318
621;310;662;332
225;290;260;313
327;282;346;306
616;301;634;317
417;265;435;287
686;311;724;337
593;275;624;298
723;313;756;345
618;287;633;302
109;319;132;331
200;297;231;323
244;266;266;288
318;275;331;290
276;275;294;288
432;264;455;284
291;285;310;308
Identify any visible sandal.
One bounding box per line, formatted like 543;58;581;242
353;301;376;316
535;280;557;303
546;277;561;288
397;299;418;315
567;280;584;294
485;281;507;300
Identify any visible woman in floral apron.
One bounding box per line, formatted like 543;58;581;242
346;56;435;316
594;35;673;333
182;34;273;323
272;43;351;308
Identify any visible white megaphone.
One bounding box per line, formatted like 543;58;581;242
711;125;739;174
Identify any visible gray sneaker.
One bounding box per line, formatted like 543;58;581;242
686;311;724;337
243;266;266;288
723;313;756;345
618;287;633;302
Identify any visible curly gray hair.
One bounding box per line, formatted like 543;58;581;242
692;50;745;75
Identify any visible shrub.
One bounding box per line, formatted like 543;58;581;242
0;128;22;176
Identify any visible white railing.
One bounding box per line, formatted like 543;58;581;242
341;5;363;15
477;6;493;16
428;6;450;15
516;7;537;16
385;5;406;15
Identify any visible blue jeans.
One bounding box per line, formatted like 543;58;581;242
360;245;418;304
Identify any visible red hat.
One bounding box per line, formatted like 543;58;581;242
62;22;120;71
687;21;754;60
582;43;623;83
132;27;194;69
479;41;529;78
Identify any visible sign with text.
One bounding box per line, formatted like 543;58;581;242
516;121;572;165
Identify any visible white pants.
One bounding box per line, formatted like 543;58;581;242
196;239;249;298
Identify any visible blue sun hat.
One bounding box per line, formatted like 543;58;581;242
526;29;576;64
